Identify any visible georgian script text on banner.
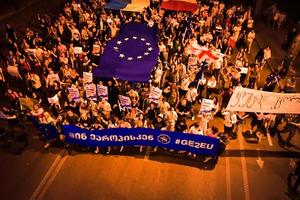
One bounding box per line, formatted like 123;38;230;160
63;125;220;156
226;86;300;114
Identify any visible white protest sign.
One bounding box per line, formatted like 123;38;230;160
239;67;248;74
86;84;97;101
200;98;214;113
68;87;80;102
74;46;83;54
48;94;59;104
149;87;162;102
83;72;93;84
226;86;300;114
48;74;60;82
97;85;108;100
118;95;131;109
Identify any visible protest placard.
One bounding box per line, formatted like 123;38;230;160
149;87;162;102
74;46;83;54
68;87;80;102
239;67;248;74
47;94;59;104
97;85;108;100
226;86;300;114
83;72;93;84
86;84;97;101
118;95;131;109
200;98;214;113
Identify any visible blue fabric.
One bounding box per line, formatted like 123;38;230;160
105;0;130;10
27;116;58;140
94;22;159;82
63;125;221;156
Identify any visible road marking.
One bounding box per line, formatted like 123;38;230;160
266;132;273;146
29;150;67;200
238;135;251;200
37;156;68;200
143;146;151;161
225;152;232;200
256;148;264;169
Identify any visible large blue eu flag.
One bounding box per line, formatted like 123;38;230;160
94;22;159;82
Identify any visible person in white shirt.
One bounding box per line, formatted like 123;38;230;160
247;30;255;54
185;84;198;105
179;74;191;98
262;46;272;69
206;75;217;98
222;110;237;139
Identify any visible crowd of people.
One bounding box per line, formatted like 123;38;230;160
0;0;299;159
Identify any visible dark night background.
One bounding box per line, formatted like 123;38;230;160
0;0;299;21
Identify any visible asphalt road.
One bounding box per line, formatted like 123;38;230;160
1;115;300;200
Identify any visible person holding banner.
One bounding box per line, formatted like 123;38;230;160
39;112;56;149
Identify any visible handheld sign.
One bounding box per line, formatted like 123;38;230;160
149;87;162;102
48;94;59;104
74;47;83;54
83;72;93;84
200;98;214;113
86;84;97;101
97;85;108;100
118;95;131;110
68;87;80;102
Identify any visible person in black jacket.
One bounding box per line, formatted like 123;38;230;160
288;160;300;195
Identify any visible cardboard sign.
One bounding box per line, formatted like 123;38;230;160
74;46;83;54
48;94;59;104
118;95;131;109
86;84;97;101
149;87;162;102
83;72;93;84
68;87;80;102
200;98;214;113
239;67;248;74
97;85;108;100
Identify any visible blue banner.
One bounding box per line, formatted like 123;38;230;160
63;125;220;156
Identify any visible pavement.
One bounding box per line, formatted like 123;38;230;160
0;2;300;200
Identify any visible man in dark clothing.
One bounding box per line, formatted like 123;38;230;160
280;52;293;78
282;28;297;51
263;69;280;92
278;115;300;147
288;160;300;195
65;110;79;125
153;114;166;130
